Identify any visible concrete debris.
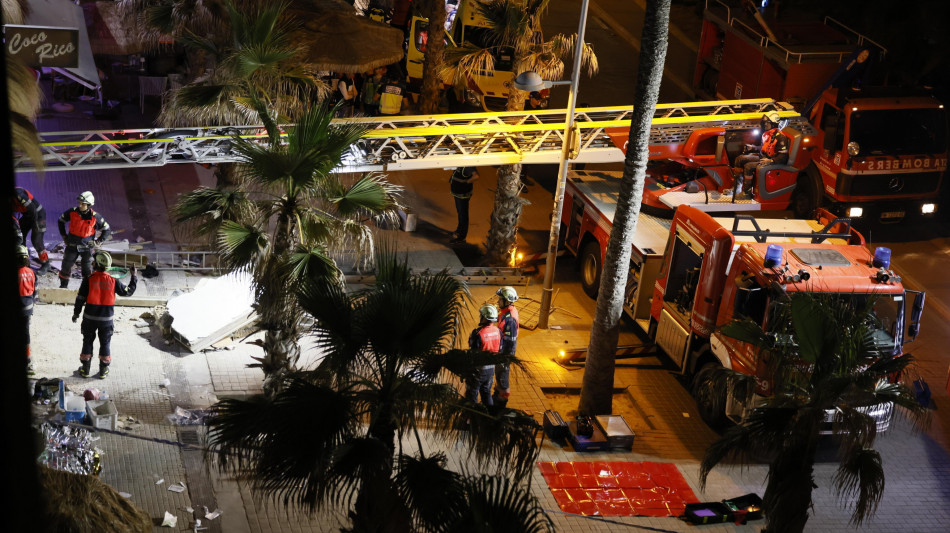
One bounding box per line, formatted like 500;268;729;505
165;272;257;352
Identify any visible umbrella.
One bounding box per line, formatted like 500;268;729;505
290;0;405;74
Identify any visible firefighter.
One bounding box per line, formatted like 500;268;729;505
733;111;789;198
13;187;51;274
58;191;111;288
16;245;36;376
467;304;501;406
493;286;519;408
72;251;137;379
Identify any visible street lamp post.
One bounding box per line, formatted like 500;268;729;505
515;0;590;329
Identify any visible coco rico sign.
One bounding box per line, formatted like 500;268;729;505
4;25;79;68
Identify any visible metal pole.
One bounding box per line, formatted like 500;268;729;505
538;0;590;329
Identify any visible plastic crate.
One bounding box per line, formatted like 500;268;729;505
65;396;86;423
567;421;610;452
86;399;118;430
723;493;764;521
684;502;732;524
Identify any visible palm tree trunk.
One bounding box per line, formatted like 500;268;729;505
418;0;446;114
258;210;301;396
579;0;670;416
762;429;820;533
485;165;524;265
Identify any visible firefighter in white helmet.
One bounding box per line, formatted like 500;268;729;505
732;111;790;199
493;286;520;408
58;191;112;288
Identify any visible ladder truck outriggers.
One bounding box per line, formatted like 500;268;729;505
560;170;925;429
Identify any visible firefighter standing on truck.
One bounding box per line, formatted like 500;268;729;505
72;251;137;379
493;286;519;408
733;111;789;198
13;187;51;274
467;304;501;407
58;191;111;289
17;245;36;376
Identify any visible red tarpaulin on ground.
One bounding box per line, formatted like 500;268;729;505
537;461;700;517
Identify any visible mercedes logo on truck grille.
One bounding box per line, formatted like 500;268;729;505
887;177;905;192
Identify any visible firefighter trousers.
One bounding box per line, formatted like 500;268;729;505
60;245;94;282
80;320;114;361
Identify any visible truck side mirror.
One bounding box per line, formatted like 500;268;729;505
907;290;926;340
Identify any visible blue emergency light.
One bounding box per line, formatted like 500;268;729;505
764;244;783;268
872;247;891;269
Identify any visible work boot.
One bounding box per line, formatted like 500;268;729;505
60;277;69;289
78;362;92;378
26;360;35;377
97;365;110;379
37;261;51;274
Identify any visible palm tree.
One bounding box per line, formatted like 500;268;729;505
444;0;598;264
578;0;669;416
416;0;447;114
207;251;550;531
4;0;43;168
699;292;930;533
172;98;402;396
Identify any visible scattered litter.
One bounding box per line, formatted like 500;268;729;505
193;518;207;532
161;511;177;527
205;509;221;521
136;236;146;243
184;506;194;513
160;378;171;388
166;406;214;426
156;478;165;485
550;325;562;330
119;492;131;499
168;482;186;493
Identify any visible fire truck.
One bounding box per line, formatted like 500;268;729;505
692;0;948;223
406;0;514;111
561;169;925;428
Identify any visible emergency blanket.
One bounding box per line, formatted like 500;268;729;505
537;461;699;517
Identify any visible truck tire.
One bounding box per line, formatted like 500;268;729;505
792;166;822;219
691;362;728;429
580;241;602;299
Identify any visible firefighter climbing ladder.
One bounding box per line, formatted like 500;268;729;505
15;99;804;173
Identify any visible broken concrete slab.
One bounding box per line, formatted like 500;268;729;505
165;272;257;353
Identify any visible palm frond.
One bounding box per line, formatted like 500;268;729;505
286;245;341;291
393;454;466;533
833;447;884;525
443;475;554;533
217;219;269;272
329;173;402;219
171;186;252;242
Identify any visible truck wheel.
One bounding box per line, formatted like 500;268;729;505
792;167;821;219
580;241;602;299
691;362;728;429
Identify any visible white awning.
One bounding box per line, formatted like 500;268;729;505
26;0;100;90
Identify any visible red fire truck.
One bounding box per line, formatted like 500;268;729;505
561;170;925;428
692;0;948;223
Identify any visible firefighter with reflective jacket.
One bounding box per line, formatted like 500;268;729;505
17;245;37;376
58;191;111;288
72;251;137;379
733;111;789;198
13;187;51;274
467;304;501;406
493;286;519;407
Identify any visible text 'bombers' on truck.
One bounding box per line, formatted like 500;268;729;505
693;0;948;223
561;170;925;431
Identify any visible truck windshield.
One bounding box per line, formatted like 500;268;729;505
830;292;904;355
849;108;948;155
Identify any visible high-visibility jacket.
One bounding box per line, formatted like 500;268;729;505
498;305;519;355
469;324;501;369
59;207;111;247
761;128;790;163
74;270;137;322
378;82;405;115
18;265;35;315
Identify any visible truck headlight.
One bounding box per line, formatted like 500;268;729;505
922;203;936;214
847;206;864;217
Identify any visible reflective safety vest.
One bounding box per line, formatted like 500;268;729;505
75;271;137;322
379;84;404;115
88;272;117;307
18;266;35;315
475;324;501;353
60;207;110;246
761;129;789;157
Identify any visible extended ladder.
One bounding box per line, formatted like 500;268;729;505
15;99;805;173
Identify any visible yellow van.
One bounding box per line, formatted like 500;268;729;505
406;0;514;111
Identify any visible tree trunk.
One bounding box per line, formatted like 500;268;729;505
418;0;446;114
761;428;820;533
484;164;524;265
258;210;301;397
579;0;670;416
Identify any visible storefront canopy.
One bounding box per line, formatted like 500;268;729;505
26;0;100;90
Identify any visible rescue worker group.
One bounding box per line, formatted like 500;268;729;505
467;286;520;410
16;190;137;379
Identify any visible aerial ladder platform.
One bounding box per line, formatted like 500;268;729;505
15;99;804;173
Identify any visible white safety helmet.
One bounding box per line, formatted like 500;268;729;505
496;286;519;303
479;304;499;322
764;111;781;125
94;250;112;269
77;191;95;206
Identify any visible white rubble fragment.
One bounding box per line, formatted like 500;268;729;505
166;272;256;352
161;511;177;527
